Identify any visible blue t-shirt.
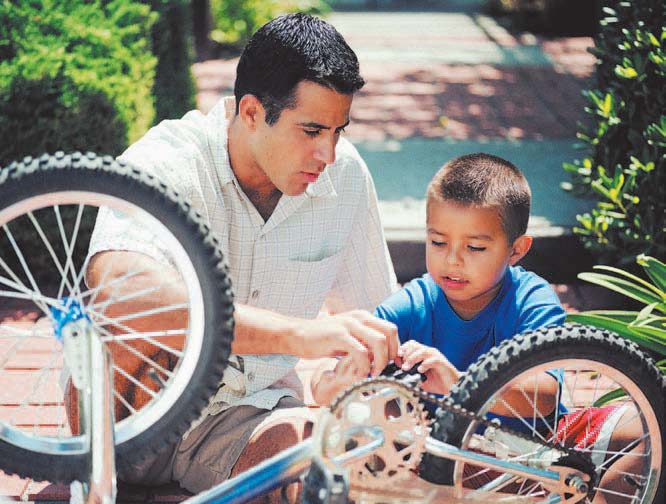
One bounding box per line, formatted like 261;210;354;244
374;266;565;372
374;266;566;430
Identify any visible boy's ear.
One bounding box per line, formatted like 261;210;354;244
238;94;265;130
509;234;532;266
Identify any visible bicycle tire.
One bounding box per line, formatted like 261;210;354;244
0;152;234;483
420;324;665;504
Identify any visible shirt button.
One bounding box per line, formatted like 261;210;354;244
247;372;255;382
251;290;259;299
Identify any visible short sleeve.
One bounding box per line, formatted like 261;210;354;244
87;206;174;266
516;277;566;334
87;110;214;265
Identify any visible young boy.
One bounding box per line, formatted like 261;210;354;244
312;152;565;404
311;153;642;502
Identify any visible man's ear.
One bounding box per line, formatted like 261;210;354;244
509;234;532;266
238;94;265;130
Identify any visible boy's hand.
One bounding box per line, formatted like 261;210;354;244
395;341;460;395
311;355;368;406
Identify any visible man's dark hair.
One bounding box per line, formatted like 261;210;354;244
427;153;532;243
234;13;365;124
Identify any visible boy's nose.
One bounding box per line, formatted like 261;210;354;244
445;247;463;266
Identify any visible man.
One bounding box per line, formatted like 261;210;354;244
86;12;398;498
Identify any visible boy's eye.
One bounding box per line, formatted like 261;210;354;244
304;129;321;137
431;240;445;247
335;128;346;135
468;246;486;252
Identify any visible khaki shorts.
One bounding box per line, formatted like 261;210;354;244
118;396;308;494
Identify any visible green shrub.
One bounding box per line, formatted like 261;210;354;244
562;0;666;266
142;0;197;121
0;0;157;167
568;254;666;377
209;0;330;47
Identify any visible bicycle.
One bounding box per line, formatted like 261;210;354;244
0;152;663;504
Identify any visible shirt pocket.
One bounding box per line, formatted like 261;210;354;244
265;251;343;318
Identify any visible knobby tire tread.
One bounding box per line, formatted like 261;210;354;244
0;152;234;483
420;323;665;504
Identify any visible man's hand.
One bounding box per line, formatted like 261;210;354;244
294;310;399;377
395;340;460;395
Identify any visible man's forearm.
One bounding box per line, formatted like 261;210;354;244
88;251;397;370
232;304;302;355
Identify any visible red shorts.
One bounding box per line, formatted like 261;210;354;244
553;405;618;449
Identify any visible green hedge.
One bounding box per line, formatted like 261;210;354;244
563;0;666;265
0;0;158;289
142;0;197;121
0;0;157;167
209;0;330;47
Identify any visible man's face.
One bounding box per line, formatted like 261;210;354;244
425;199;515;319
250;80;352;196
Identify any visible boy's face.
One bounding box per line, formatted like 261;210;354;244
248;80;352;196
426;199;530;319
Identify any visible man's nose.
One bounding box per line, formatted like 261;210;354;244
314;136;336;165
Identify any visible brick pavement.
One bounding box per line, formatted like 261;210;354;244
194;54;594;143
193;13;595;142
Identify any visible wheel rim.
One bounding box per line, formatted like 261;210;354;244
0;191;206;454
454;359;662;504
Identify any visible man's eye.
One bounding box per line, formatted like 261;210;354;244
431;240;445;247
335;128;346;135
304;129;320;137
468;246;486;252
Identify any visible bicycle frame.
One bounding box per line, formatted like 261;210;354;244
197;409;589;504
182;427;587;504
76;335;588;504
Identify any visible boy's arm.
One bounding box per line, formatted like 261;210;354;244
500;279;563;418
490;372;560;417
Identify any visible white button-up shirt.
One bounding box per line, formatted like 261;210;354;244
89;97;397;421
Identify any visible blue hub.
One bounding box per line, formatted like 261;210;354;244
50;298;90;342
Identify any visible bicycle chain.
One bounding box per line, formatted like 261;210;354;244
329;376;596;482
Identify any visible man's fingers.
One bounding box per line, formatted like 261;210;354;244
356;313;399;361
345;317;389;376
336;334;371;376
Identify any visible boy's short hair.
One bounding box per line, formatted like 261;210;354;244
427;153;531;243
234;13;365;125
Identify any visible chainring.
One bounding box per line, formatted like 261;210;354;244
321;377;431;490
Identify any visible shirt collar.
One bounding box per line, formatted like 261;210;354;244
211;96;337;199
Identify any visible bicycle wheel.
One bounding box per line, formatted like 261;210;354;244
0;152;234;483
420;324;664;504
